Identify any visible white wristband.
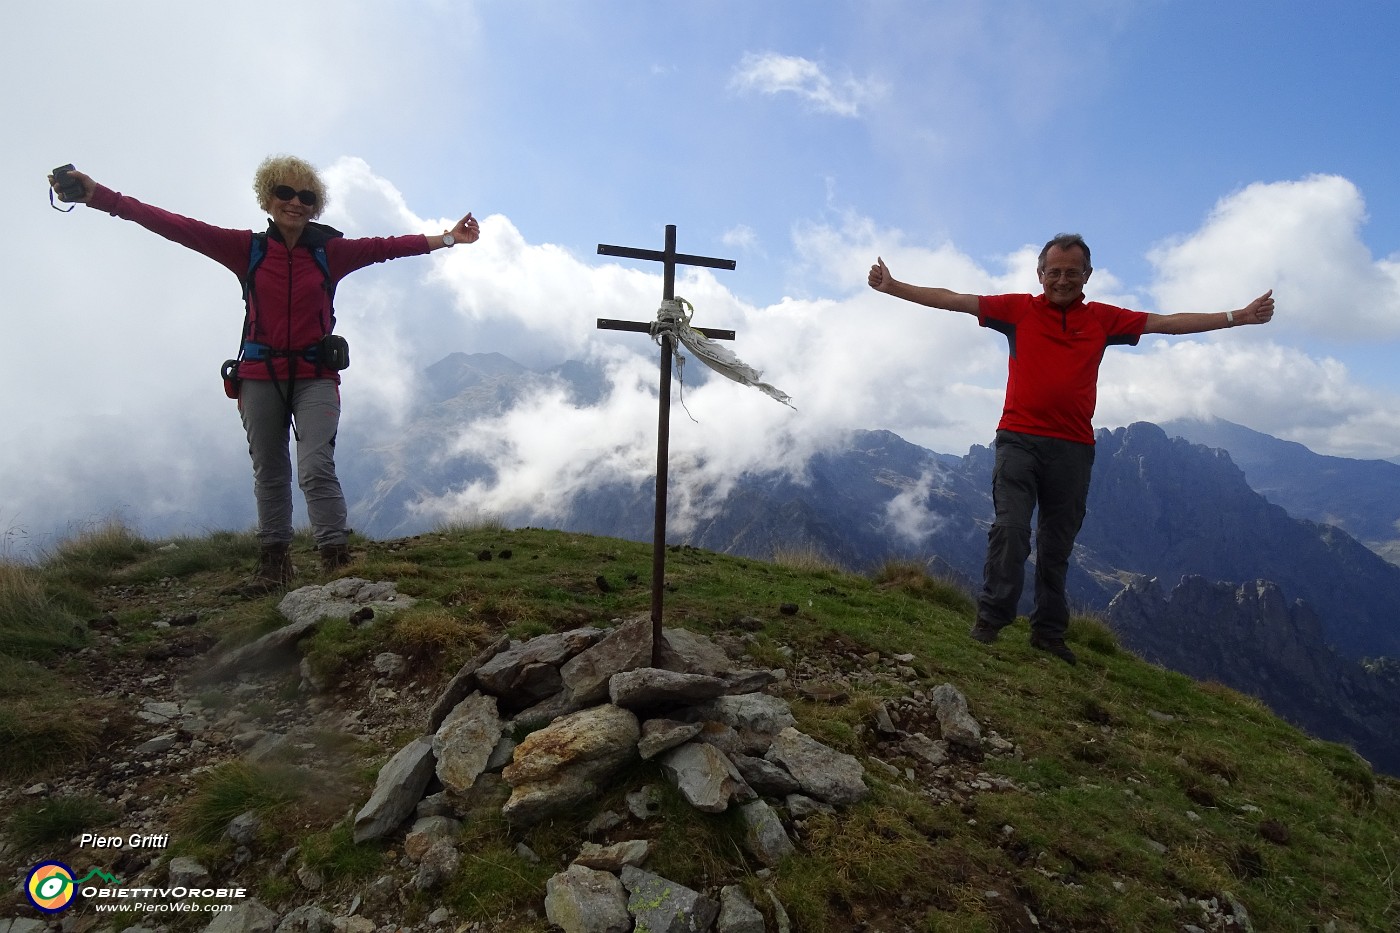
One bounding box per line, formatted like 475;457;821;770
1225;310;1235;325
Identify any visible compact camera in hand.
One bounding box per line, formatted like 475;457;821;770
52;163;84;202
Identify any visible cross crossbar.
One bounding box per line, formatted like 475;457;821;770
598;244;737;272
597;318;735;341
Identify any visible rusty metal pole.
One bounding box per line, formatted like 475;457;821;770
650;226;678;644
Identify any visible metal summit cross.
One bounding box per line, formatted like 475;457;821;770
596;224;736;649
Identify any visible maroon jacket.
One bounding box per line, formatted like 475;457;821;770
88;184;431;381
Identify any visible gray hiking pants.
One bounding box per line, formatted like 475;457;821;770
976;430;1095;641
238;378;349;548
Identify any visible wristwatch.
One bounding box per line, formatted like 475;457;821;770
441;233;455;248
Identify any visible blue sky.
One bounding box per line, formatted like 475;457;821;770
4;1;1400;553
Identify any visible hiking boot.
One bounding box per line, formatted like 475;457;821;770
968;622;1002;644
319;543;351;571
231;543;294;596
1030;635;1077;666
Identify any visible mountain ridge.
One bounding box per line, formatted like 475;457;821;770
335;352;1400;774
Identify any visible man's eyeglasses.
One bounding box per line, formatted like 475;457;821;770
273;185;318;206
1040;268;1087;281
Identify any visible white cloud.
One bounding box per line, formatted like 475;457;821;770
730;52;886;117
884;470;951;543
1098;339;1400;460
1148;175;1400;338
721;224;762;254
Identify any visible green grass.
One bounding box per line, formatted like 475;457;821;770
172;761;304;846
5;795;119;850
2;521;1397;931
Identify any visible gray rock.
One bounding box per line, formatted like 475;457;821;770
720;669;784;695
765;727;868;806
134;733;178;755
373;652;406;677
902;732;949;766
226;811;261;846
4;921;48;933
561;617;654;705
785;794;836;819
408;814;462;841
621;865;720;933
658;742;755;813
656;627;732;675
433;691;503;794
427;634;511;731
692;720;744;756
353;736;437;842
168;855;210;888
510;689;586;732
413;839;461;891
544;864;631;933
138;700;183;724
573;838;651;872
731;754;801;797
609;667;728;710
718;885;766;933
486;735;517;770
275;906;335;933
637;719;704;760
278;579;417;627
931;683;982;747
360;874;399;910
416;791;454;819
766;889;792;933
502;704;640;825
586;809;625;834
739;798;795;866
202;899;278;933
626;785;664;821
475;627;604;702
690;693;796;753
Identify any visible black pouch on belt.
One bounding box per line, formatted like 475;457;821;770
220;359;241;399
312;334;350;371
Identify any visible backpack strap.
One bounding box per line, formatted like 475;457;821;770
235;223;344;434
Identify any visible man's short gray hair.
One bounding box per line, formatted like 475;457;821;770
1037;233;1092;273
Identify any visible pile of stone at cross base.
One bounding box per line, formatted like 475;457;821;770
355;614;884;931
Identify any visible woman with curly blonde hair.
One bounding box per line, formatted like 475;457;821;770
50;156;481;590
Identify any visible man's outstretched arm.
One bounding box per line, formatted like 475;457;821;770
1143;290;1275;334
868;257;981;316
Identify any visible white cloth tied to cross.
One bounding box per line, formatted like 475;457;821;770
650;297;795;410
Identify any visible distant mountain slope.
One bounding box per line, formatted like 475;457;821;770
1107;574;1400;776
338;354;1400;771
1162;416;1400;563
1079;423;1400;660
344;355;1400;662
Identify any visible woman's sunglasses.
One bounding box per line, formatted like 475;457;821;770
273;185;318;206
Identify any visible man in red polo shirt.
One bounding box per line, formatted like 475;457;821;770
868;233;1275;664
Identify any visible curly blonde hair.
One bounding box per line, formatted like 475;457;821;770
252;154;328;219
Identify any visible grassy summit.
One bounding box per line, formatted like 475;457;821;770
2;522;1396;931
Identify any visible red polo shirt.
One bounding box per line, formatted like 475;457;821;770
978;293;1148;445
